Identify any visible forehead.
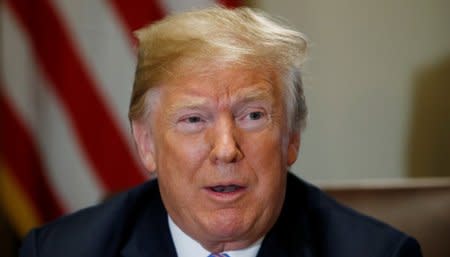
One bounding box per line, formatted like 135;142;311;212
160;65;282;104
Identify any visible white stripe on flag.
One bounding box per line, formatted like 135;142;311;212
1;5;105;212
161;0;217;14
50;0;137;138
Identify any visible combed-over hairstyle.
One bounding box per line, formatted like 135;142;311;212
129;6;308;131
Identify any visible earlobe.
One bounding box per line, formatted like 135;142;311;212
131;121;157;172
287;133;300;166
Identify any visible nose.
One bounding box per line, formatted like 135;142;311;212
209;115;243;164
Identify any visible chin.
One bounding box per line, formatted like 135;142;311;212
205;209;255;240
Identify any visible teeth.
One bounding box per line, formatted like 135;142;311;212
224;185;237;193
211;185;239;193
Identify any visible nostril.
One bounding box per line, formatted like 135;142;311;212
211;141;243;164
209;120;243;163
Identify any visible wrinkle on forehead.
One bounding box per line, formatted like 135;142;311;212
166;84;276;114
230;85;274;103
167;97;209;114
159;64;282;116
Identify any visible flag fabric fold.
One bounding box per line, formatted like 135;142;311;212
0;0;241;237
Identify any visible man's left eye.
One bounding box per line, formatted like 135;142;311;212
248;111;264;120
238;110;268;130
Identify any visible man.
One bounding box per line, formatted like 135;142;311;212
20;7;422;257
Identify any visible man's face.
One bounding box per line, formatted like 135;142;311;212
133;65;300;251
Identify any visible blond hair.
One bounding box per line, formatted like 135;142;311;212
129;6;308;131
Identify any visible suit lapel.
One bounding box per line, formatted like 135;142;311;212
256;173;314;257
120;181;178;257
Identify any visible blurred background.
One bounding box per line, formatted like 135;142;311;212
1;0;449;256
252;0;450;181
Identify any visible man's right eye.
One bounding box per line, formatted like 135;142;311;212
186;116;202;123
177;115;206;133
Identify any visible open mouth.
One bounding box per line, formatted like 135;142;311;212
208;185;244;193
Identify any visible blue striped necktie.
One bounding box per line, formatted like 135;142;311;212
208;253;230;257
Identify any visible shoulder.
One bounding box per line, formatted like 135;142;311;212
283;173;422;257
20;180;163;257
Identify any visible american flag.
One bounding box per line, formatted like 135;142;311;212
0;0;241;237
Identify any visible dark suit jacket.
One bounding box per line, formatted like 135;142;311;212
20;173;422;257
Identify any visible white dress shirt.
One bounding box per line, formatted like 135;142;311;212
168;216;263;257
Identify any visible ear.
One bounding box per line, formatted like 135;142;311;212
131;120;157;173
287;132;301;166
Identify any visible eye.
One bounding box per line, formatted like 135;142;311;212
238;109;269;130
177;115;206;133
186;116;202;123
248;111;264;120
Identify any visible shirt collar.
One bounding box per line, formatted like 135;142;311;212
168;215;263;257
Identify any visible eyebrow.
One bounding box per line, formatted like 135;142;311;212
234;87;273;102
230;86;275;109
167;97;209;114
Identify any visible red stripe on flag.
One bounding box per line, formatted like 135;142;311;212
218;0;243;8
0;89;65;222
6;0;146;192
110;0;165;45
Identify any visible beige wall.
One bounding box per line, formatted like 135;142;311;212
249;0;450;180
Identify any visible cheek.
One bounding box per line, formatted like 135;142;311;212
243;130;287;169
243;129;288;194
156;131;210;177
154;133;211;210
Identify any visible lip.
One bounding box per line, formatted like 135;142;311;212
203;182;248;202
